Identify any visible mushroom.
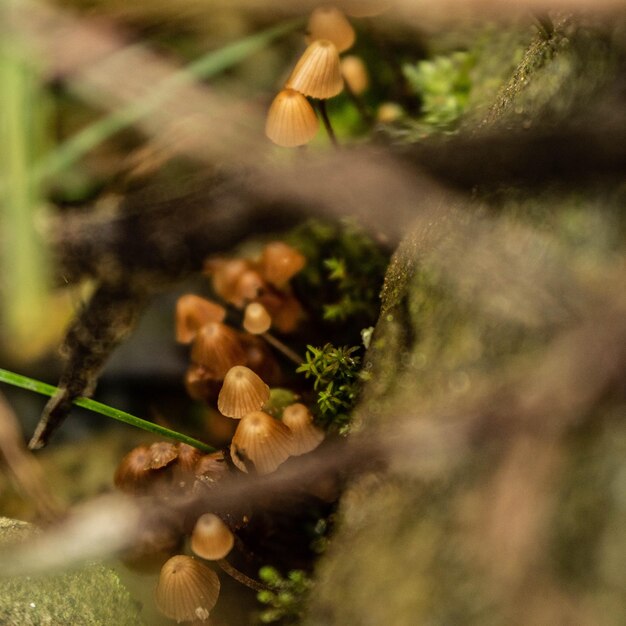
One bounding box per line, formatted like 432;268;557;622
217;365;270;419
285;40;344;100
265;88;320;148
155;555;220;623
230;411;294;474
175;295;226;344
191;322;247;379
340;55;370;95
243;302;272;335
191;513;235;561
259;242;306;288
282;403;325;455
306;5;356;52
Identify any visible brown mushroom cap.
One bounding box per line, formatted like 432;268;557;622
231;411;294;474
191;513;235;561
282;403;325;455
285;40;343;100
259;242;306;287
176;295;226;344
191;322;247;379
217;365;270;418
340;55;370;95
243;302;272;335
155;555;220;623
265;88;320;148
114;445;153;494
204;257;253;305
306;6;356;52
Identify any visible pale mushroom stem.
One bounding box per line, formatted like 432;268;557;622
316;100;338;147
217;559;269;592
262;332;304;365
342;76;374;126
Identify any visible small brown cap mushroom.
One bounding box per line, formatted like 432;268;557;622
146;442;179;470
285;40;343;100
233;269;266;307
176;295;226;344
204;257;253;305
191;513;235;560
282;403;325;455
114;445;153;494
176;443;203;474
191;323;247;379
340;55;369;95
265;88;320;148
256;291;304;334
155;555;220;623
306;6;356;52
259;242;306;287
243;302;272;335
217;365;270;418
231;411;294;474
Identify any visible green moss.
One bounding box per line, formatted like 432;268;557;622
0;518;142;626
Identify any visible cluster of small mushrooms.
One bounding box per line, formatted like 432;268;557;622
265;3;388;147
114;240;330;623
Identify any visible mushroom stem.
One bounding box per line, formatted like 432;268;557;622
316;100;338;147
342;77;374;126
217;559;268;592
262;332;304;365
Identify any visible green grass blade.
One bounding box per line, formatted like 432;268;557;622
0;368;216;452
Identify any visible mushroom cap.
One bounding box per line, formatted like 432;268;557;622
285;40;343;100
265;88;319;148
340;55;370;95
155;555;220;623
217;365;270;419
282;403;325;455
176;295;226;344
191;513;235;561
204;257;254;306
191;322;247;379
231;411;294;474
114;445;153;494
233;269;265;307
176;443;203;475
243;302;272;335
146;441;179;470
259;242;306;287
256;291;304;334
306;6;356;52
184;363;221;403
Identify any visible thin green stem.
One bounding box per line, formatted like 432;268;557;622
33;18;303;184
0;368;216;452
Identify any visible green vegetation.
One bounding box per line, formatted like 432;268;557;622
257;567;313;625
403;51;474;130
289;219;389;330
296;343;362;434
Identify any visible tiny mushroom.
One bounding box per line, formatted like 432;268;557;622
340;55;370;95
306;5;356;52
191;322;247;379
265;88;320;148
259;241;306;288
282;403;325;455
155;555;220;623
191;513;235;561
285;40;344;100
230;411;294;474
217;365;270;419
243;302;272;335
175;295;226;344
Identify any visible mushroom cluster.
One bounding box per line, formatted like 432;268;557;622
112;239;331;623
265;4;377;147
179;240;307;404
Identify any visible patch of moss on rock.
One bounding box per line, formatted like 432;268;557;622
0;518;142;626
